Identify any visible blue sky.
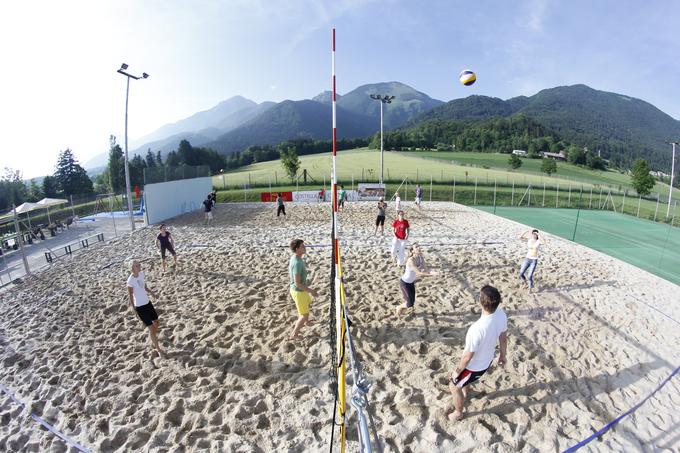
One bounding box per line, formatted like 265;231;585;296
2;0;679;178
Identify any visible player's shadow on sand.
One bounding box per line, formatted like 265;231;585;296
358;323;469;348
649;421;680;451
465;358;666;419
540;280;619;292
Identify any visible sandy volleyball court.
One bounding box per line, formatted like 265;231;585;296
1;202;679;452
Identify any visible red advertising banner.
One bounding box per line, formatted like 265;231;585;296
261;191;293;202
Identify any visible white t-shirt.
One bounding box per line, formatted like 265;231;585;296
127;271;149;307
401;262;417;284
464;308;507;371
526;238;542;259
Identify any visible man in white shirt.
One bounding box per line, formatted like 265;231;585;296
127;260;165;358
449;285;508;421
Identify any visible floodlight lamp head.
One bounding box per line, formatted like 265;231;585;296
142;73;149;79
370;94;379;100
120;63;128;70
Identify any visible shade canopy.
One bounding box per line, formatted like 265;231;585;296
14;202;39;214
36;198;68;208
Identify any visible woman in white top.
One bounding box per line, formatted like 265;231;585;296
518;229;545;292
396;243;438;316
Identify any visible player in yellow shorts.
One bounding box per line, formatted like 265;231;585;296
288;239;318;339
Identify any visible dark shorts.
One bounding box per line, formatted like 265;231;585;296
160;244;176;259
400;279;416;308
452;367;488;388
277;205;286;216
135;302;159;327
376;215;385;226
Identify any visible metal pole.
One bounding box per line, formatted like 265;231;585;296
568;182;571;206
429;175;433;202
654;193;660;221
622;190;626;214
667;142;676;218
589;187;593;209
511;180;515;205
123;77;135;231
637;195;641;217
599;187;603;209
380;100;384;185
571;189;584;242
12;205;30;276
542;182;546;207
493;179;497;214
1;247;10;283
70;194;76;218
452;177;456;203
109;194;118;236
556;184;559;208
474;177;477;204
221;174;225;189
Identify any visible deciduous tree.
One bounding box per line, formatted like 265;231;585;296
280;147;300;182
630;159;655;196
541;158;557;176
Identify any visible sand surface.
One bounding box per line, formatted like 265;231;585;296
1;201;679;452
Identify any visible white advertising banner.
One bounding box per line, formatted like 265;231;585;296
292;191;322;202
292;189;361;202
357;183;386;201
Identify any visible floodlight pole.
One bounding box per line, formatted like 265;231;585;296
667;141;678;218
117;64;149;231
369;94;395;185
380;100;384;184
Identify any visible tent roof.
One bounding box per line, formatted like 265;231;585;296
36;197;69;207
15;202;39;214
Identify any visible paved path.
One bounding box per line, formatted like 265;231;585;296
0;217;142;286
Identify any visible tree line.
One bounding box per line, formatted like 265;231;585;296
0;149;93;211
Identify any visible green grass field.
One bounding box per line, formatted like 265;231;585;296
407;150;679;196
214;148;678;199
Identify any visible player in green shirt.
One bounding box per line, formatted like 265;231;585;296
288;239;318;339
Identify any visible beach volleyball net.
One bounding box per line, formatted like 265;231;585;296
327;28;381;453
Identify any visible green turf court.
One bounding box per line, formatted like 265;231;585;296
477;207;680;286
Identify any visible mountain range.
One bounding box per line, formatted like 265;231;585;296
85;82;680;172
413;84;680;169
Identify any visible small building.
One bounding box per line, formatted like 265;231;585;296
649;171;668;178
543;151;566;161
512;150;527;156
